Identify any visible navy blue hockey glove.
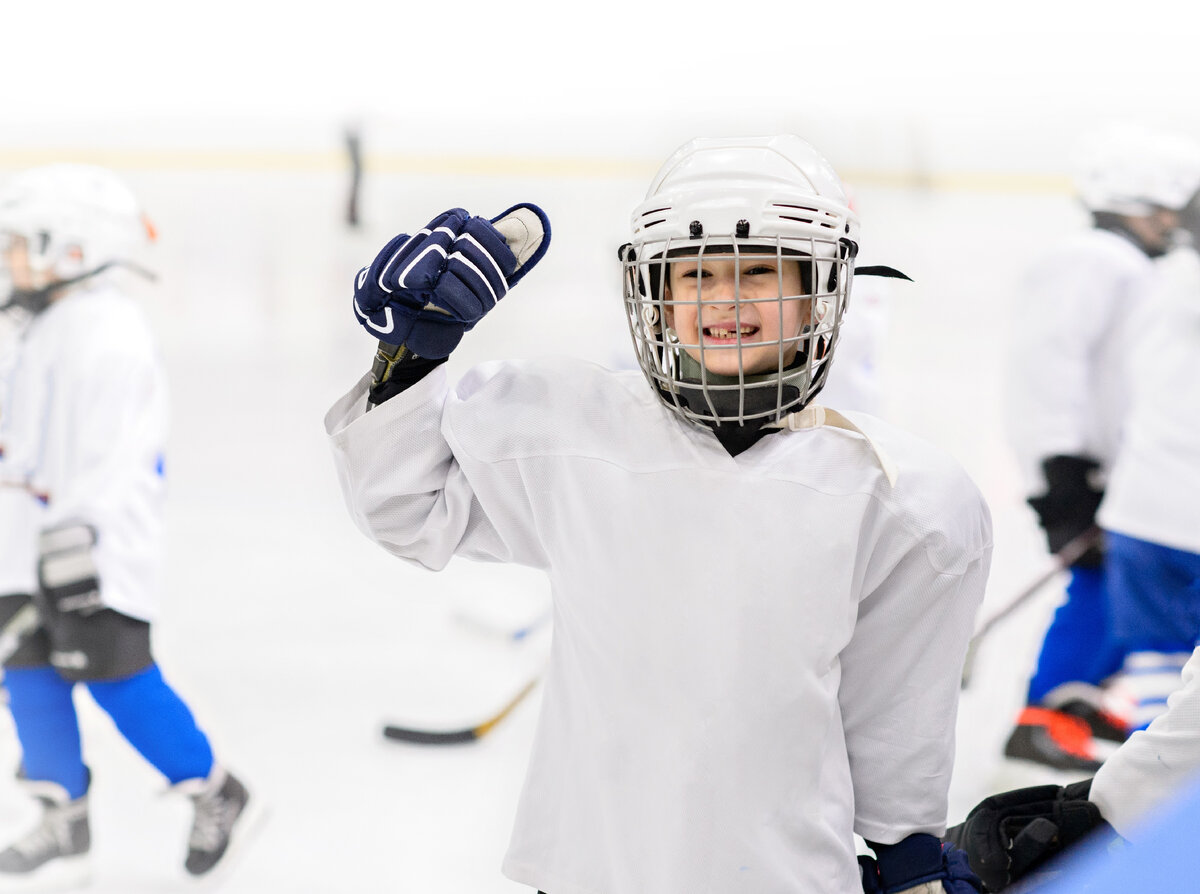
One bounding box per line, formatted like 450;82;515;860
860;835;983;893
352;204;550;361
944;779;1109;892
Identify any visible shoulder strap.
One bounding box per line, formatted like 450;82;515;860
767;405;899;486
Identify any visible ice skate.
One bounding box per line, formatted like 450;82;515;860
1003;706;1106;772
176;766;262;879
0;782;91;893
1056;698;1128;755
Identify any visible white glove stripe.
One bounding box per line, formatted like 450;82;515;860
376;230;425;293
353;298;395;335
448;251;503;304
456;232;507;283
397;244;449;289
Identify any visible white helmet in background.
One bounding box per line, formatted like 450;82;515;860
1072;124;1200;216
621;134;860;427
0;163;152;304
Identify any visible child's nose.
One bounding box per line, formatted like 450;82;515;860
701;275;739;303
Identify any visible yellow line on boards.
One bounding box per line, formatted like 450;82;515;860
0;147;1074;194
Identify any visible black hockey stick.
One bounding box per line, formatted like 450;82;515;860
382;676;540;745
0;603;39;665
960;526;1102;689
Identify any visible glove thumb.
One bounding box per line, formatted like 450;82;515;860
490;203;551;287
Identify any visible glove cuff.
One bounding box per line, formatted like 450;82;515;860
867;834;944;892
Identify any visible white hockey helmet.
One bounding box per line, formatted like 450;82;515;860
0;163;152;289
1071;124;1200;216
621;134;860;427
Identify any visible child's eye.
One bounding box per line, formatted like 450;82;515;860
743;265;776;276
678;268;705;279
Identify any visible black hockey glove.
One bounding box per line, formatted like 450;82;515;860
37;524;104;617
943;779;1109;891
859;834;982;893
1026;455;1105;567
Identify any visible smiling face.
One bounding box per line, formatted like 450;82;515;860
663;253;812;377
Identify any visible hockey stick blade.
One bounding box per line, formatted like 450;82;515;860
382;676;540;746
960;526;1102;689
0;603;39;665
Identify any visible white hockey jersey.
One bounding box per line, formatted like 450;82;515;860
0;310;37;596
326;358;992;894
1097;245;1200;554
0;282;168;621
1006;228;1158;497
1092;644;1200;839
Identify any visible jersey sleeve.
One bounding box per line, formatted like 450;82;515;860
1006;251;1121;474
837;480;992;844
41;342;165;530
0;486;38;595
1091;646;1200;840
325;364;549;572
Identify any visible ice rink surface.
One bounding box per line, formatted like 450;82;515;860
0;163;1109;891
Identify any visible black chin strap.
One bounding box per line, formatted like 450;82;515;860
855;265;913;281
671;381;805;457
0;261;156;316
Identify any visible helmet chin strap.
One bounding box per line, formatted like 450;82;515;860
0;260;155;316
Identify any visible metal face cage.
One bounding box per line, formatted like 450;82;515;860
621;232;855;427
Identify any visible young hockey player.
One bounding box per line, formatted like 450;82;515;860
1001;124;1200;772
1091;185;1200;735
0;164;258;889
327;135;992;893
948;175;1200;894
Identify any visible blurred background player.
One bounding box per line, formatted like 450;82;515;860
0;164;258;889
327;135;990;894
1091;182;1200;735
1001;124;1200;772
945;130;1200;894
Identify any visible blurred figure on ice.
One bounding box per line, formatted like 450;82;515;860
1090;184;1200;735
1001;124;1200;773
0;164;260;889
948;135;1200;894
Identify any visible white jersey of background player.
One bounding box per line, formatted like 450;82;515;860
327;135;991;894
0;307;36;601
0;164;257;888
1097;221;1200;568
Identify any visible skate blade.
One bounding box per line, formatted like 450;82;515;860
181;797;269;891
0;855;91;893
